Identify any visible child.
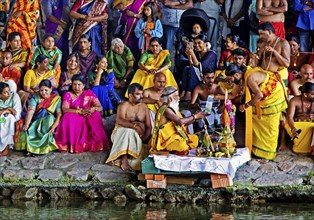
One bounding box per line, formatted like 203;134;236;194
191;23;203;39
134;2;163;53
30;34;62;85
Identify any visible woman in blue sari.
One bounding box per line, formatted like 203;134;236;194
70;0;108;56
87;56;121;116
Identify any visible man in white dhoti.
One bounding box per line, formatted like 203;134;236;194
106;83;151;170
0;82;22;156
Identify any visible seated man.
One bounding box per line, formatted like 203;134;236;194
190;70;226;131
290;64;313;97
0;50;21;87
286;82;314;154
106;83;151;171
149;86;207;155
143;72;166;132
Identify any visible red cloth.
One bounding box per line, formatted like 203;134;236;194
1;66;21;86
259;21;285;39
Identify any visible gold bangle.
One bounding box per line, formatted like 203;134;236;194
193;114;197;120
133;124;137;129
291;127;296;132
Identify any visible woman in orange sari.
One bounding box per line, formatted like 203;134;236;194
6;0;39;57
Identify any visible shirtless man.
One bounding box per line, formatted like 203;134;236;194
143;72;166;129
290;64;313;96
256;0;288;38
191;71;225;130
106;83;151;171
240;22;289;160
286;81;314;154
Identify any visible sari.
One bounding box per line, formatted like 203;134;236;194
59;71;81;96
149;104;198;153
87;70;121;116
118;0;148;59
0;92;22;152
1;66;21;86
182;50;218;93
30;45;63;83
77;51;97;78
6;0;39;56
106;45;134;82
55;89;110;153
23;69;57;93
71;0;108;56
14;94;60;154
0;48;29;79
128;50;178;95
43;0;71;61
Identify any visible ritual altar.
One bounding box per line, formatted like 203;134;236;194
142;147;251;188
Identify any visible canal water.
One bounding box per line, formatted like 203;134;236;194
1;200;314;219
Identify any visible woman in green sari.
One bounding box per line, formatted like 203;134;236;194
15;79;62;155
106;38;135;89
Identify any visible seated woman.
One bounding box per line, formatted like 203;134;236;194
15;80;61;155
0;82;22;156
55;74;110;153
87;56;121;116
218;34;250;70
288;36;309;90
128;37;178;94
106;38;135;89
23;54;57;93
59;53;81;96
75;34;97;78
285;82;314;155
19;54;57;108
30;34;63;84
180;34;218;101
0;32;29;80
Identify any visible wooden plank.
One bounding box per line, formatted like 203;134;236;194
167;176;195;185
137;173;145;181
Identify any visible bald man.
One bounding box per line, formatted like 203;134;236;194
290;64;314;97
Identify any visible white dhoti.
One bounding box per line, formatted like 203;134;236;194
106;126;148;170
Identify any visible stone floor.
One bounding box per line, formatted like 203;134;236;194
1;146;314;188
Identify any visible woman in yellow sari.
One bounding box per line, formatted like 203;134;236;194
128;37;178;96
23;54;57;94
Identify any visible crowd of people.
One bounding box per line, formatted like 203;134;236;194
0;0;314;171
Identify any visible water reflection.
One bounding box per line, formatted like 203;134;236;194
1;199;314;219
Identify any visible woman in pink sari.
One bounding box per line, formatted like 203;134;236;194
55;74;110;153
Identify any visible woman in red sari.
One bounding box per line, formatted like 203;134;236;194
55;74;110;153
219;34;250;69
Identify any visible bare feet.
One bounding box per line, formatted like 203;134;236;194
120;155;132;171
278;143;287;152
0;146;9;157
179;91;186;99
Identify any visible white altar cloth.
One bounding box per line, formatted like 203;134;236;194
150;147;251;178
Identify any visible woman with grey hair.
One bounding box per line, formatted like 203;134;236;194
106;38;135;89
